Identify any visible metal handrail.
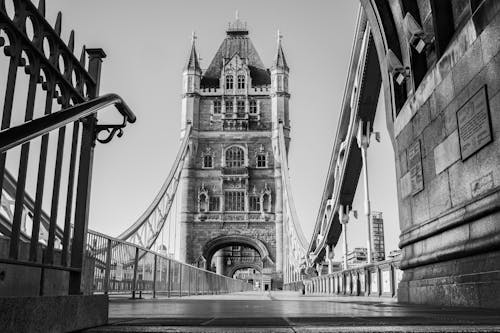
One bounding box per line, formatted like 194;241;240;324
0;93;136;153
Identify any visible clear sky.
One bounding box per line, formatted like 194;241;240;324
7;0;399;257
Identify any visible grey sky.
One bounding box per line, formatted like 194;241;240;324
21;0;398;256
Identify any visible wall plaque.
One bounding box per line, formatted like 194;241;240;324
408;140;424;195
457;86;492;160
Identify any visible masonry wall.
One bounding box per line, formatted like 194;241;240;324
181;91;282;285
392;1;500;308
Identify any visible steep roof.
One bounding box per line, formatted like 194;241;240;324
201;20;271;87
184;40;201;72
273;39;289;71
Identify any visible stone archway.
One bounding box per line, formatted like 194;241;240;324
202;235;273;271
228;263;262;278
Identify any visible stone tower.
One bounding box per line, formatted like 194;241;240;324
176;16;290;289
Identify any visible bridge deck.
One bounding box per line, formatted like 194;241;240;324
85;291;500;332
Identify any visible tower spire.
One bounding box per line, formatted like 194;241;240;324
273;30;288;71
184;31;201;72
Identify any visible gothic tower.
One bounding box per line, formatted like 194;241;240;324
177;16;290;289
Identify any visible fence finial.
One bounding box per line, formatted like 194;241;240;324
68;30;74;52
54;12;62;36
79;45;86;67
38;0;45;16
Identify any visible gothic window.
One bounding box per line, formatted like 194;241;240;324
225;191;245;211
277;75;283;91
226;75;234;90
237;100;245;115
225;146;245;168
213;100;221;114
237;75;245;89
249;100;257;114
249;196;261;211
256;154;266;168
209;196;220;211
203;154;213;168
225;99;233;113
199;193;208;212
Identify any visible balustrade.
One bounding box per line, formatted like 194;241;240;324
303;259;401;298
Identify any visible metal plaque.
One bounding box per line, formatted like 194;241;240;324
457;86;492;160
408;140;424;195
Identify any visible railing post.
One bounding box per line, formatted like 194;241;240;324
153;255;157;298
187;269;191;296
167;260;171;298
131;247;139;299
103;239;112;294
69;49;106;295
179;266;182;297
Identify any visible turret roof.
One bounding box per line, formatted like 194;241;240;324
201;19;271;87
184;38;201;72
273;38;289;71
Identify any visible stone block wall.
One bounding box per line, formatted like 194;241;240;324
393;2;500;308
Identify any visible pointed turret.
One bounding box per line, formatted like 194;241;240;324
271;30;290;153
183;32;202;95
184;34;201;73
273;32;289;71
271;31;289;94
181;33;202;138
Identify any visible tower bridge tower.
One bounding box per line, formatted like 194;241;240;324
177;16;290;289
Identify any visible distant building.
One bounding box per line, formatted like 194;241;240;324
345;247;367;267
371;211;385;261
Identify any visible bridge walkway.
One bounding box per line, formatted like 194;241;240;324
85;291;500;332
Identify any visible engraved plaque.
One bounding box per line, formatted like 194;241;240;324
457;86;492;160
408;140;424;195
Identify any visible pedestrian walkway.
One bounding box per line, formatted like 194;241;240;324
84;291;500;332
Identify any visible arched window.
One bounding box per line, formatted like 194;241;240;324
213;100;221;114
226;75;234;90
249;100;257;114
237;75;245;89
203;155;213;168
225;146;245;167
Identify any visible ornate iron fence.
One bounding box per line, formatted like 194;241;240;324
0;0;135;296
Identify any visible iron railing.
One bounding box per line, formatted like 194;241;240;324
0;0;135;296
86;230;253;297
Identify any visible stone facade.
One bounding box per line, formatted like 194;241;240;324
176;18;290;289
361;0;500;308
